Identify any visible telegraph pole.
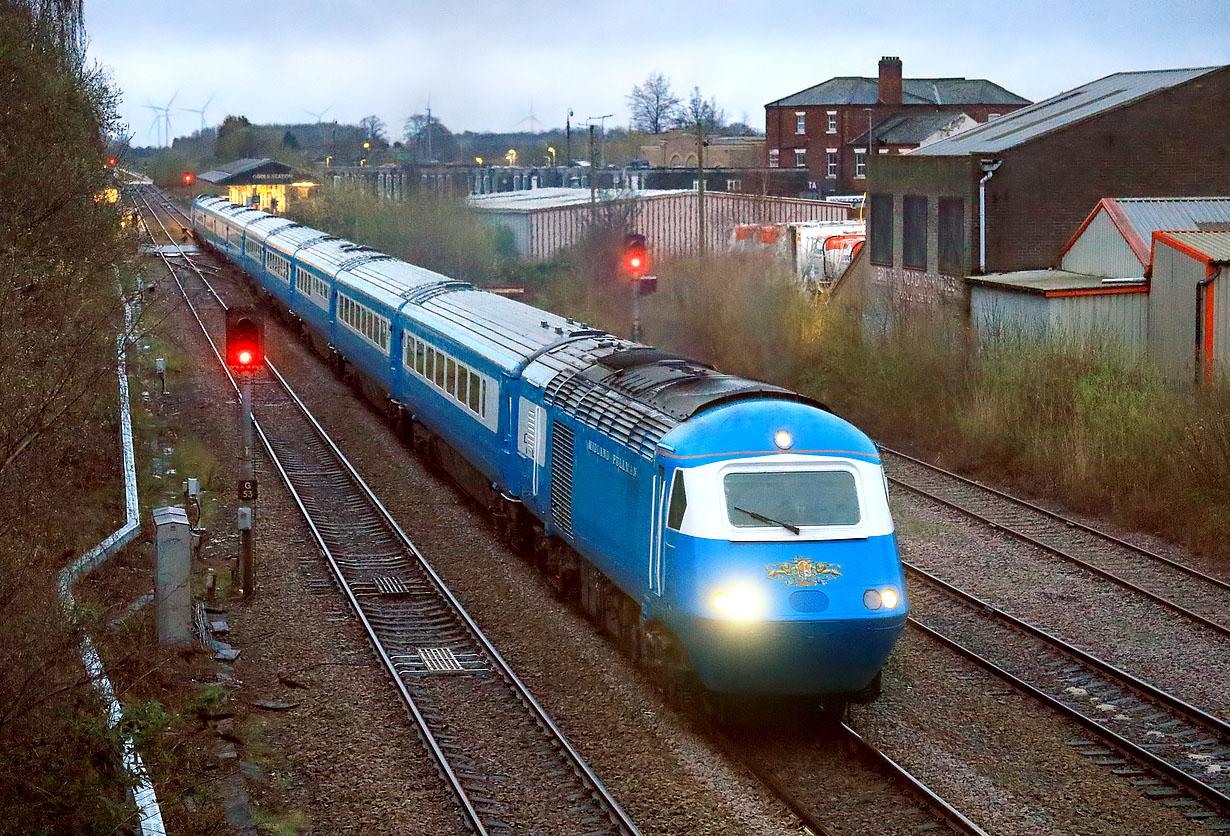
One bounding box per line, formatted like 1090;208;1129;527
696;121;706;258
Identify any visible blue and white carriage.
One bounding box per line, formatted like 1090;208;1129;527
193;195;907;700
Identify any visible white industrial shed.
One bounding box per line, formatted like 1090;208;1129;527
468;187;849;261
1061;197;1230;278
1149;230;1230;385
967;270;1148;352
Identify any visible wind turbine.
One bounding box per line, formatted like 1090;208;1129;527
143;100;166;146
180;94;215;134
143;90;179;146
302;104;334;144
515;100;544;133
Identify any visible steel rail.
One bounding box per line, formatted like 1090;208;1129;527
907;617;1230;814
885;472;1230;639
904;564;1230;735
838;723;992;836
882;447;1230;593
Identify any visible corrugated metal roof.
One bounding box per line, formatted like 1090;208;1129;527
1158;230;1230;263
467;187;690;213
1118;197;1230;238
914;66;1224;155
767;76;1028;108
966;269;1145;294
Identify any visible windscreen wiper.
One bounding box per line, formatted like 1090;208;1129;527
733;506;800;535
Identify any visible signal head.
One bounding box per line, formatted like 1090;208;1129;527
225;308;265;372
622;232;649;277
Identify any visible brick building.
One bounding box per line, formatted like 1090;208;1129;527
764;57;1028;195
865;63;1230;315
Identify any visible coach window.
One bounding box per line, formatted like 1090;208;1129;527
445;358;456;395
469;375;482;413
434;351;445;388
667;470;687;530
457;367;469;403
416;340;426;375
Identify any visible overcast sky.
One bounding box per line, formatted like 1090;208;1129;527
87;0;1229;147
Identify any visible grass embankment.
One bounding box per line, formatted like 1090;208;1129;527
291;183;1230;559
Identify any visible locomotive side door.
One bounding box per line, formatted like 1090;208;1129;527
649;465;667;596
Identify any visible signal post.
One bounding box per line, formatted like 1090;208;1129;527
225;308;264;598
622;233;656;341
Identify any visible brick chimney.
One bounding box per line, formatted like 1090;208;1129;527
878;56;903;106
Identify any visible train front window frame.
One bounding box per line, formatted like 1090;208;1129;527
723;469;862;530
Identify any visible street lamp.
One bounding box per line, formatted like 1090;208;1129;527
547;146;556;166
505;148;517;166
587;114;614;167
475;157;483;165
324;155;333;167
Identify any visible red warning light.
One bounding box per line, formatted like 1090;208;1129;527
622;233;649;277
107;156;117;166
225;309;265;372
182;172;195;185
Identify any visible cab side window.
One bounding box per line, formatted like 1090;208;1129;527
667;470;687;530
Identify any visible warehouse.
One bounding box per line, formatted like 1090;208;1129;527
467;187;849;261
1149;230;1230;385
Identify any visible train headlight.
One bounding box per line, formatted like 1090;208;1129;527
712;586;760;619
773;430;793;450
864;587;900;611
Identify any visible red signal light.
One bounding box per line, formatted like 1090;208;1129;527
623;233;649;277
182;172;195;185
107;156;117;166
225;309;265;372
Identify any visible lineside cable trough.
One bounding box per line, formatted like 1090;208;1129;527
57;296;166;835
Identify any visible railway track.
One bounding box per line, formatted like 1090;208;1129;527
133;187;1001;835
882;447;1230;639
903;563;1230;826
130;186;642;836
730;722;991;836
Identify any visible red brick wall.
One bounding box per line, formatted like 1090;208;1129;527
985;66;1230;272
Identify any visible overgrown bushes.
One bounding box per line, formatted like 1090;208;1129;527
0;2;146;831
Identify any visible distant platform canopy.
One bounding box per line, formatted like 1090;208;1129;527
197;158;294;186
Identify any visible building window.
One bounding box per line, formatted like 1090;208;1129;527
768;149;779;168
903;196;928;270
726;178;742;192
795;112;806;134
854;148;867;179
988;113;1002;120
869;194;893;266
827;111;837;133
826;149;837;179
939;197;966;275
795;149;806;168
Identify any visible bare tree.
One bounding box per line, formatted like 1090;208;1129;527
359;114;387;143
627;72;683;134
681;86;727;134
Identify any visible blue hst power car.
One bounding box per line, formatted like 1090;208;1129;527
193;194;907;702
